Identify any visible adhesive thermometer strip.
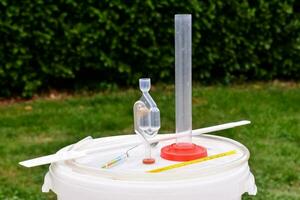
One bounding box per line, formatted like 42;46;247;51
147;150;237;173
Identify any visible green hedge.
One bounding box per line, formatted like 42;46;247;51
0;0;299;97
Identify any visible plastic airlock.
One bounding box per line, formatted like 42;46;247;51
133;78;160;164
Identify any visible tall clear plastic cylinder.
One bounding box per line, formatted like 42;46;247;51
175;14;192;144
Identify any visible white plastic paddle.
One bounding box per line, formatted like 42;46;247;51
19;120;250;168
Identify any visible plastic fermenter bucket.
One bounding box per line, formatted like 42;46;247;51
42;134;257;200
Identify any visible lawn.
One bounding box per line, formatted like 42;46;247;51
0;82;299;200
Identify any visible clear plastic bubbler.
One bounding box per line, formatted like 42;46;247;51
133;78;160;164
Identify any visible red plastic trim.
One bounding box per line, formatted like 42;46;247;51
161;143;207;161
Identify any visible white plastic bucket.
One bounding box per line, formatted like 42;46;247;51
42;134;257;200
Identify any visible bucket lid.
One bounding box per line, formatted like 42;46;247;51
51;134;250;181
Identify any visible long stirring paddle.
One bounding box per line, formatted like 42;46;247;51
19;120;250;168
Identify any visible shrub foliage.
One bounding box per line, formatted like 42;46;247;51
0;0;299;96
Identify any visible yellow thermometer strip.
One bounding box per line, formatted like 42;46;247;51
147;150;237;173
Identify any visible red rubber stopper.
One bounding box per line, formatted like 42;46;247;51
143;158;156;164
161;143;207;161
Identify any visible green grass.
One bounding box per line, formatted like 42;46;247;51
0;82;299;200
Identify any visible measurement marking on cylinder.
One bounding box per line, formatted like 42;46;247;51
147;150;237;173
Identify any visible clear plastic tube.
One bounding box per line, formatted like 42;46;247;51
175;14;192;144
